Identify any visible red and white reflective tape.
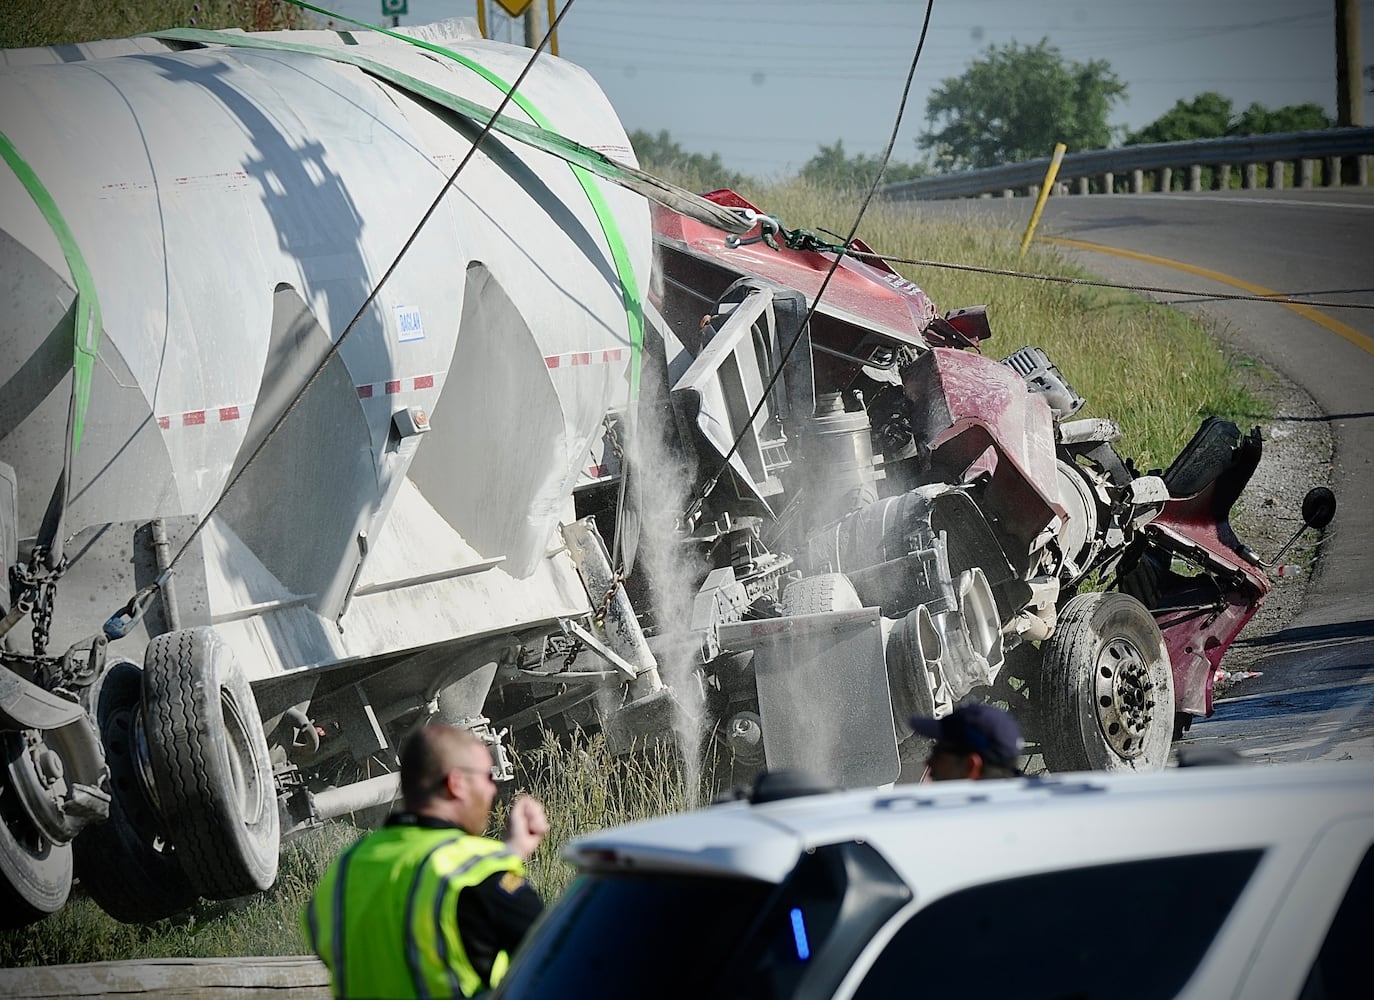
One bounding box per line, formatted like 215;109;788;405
356;373;439;399
545;348;626;370
156;371;443;429
156;405;244;430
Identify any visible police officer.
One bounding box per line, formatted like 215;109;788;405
305;724;549;998
911;703;1024;781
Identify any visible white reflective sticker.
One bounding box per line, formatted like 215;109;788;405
395;304;424;342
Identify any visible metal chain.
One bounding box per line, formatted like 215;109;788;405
31;579;55;657
594;580;622;629
5;551;65;657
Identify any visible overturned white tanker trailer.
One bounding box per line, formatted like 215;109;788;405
0;19;1333;927
0;18;758;926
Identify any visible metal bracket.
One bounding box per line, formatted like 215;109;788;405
560;619;639;680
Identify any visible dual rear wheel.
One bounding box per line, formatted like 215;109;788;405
70;627;279;923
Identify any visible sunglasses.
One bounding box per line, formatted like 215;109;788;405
434;764;496;792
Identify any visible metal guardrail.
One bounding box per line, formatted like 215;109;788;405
880;127;1374;200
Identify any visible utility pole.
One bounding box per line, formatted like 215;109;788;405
1334;0;1363;182
523;3;542;50
1335;0;1363;126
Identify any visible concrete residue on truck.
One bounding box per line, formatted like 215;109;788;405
0;20;1331;925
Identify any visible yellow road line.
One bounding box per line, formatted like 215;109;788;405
1044;235;1374;357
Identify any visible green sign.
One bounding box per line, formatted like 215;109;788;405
381;0;407;15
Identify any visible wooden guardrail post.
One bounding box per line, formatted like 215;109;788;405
1326;155;1341;186
876;128;1373;201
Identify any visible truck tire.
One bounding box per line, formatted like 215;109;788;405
74;661;196;922
1039;592;1174;773
142;628;279;898
0;739;71;927
781;574;863;615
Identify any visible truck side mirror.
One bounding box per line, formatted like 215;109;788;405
1301;486;1336;531
1238;484;1337;572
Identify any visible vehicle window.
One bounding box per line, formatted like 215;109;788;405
1299;843;1373;1000
495;871;775;999
497;841;911;1000
852;850;1262;1000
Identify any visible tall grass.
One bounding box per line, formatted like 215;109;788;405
509;729;697;899
0;1;316;48
0;822;359;966
0;733;690;966
735;181;1261;470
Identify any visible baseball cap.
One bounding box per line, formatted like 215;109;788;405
910;703;1024;771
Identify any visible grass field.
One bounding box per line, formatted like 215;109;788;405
0;732;694;965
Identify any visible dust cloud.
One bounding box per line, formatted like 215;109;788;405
623;315;707;805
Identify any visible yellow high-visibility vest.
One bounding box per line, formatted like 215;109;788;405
305;824;525;998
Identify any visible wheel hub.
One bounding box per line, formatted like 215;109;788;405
117;699;165;837
1093;638;1157;760
6;731;76;844
221;691;267;826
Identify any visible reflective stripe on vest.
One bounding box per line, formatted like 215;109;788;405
305;825;524;999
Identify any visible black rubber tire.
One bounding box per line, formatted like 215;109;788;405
142;628;279;898
0;736;71;927
1039;592;1174;773
73;661;197;922
780;574;863;615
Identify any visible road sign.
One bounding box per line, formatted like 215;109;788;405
491;0;535;15
381;0;407;15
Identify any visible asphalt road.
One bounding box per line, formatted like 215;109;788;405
911;189;1374;766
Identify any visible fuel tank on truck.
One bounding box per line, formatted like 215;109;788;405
0;19;652;678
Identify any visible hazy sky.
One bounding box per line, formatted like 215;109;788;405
321;0;1372;177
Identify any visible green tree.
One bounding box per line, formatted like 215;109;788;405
1128;96;1334;145
627;129;748;192
1126;92;1234;145
920;39;1126;171
1232;102;1332;135
799;140;928;190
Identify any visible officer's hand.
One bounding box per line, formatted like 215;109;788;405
504;794;549;859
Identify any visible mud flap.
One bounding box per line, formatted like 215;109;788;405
718;608;899;789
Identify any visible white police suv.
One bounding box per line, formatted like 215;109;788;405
495;762;1373;1000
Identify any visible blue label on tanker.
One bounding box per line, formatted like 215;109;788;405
395;304;424;342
